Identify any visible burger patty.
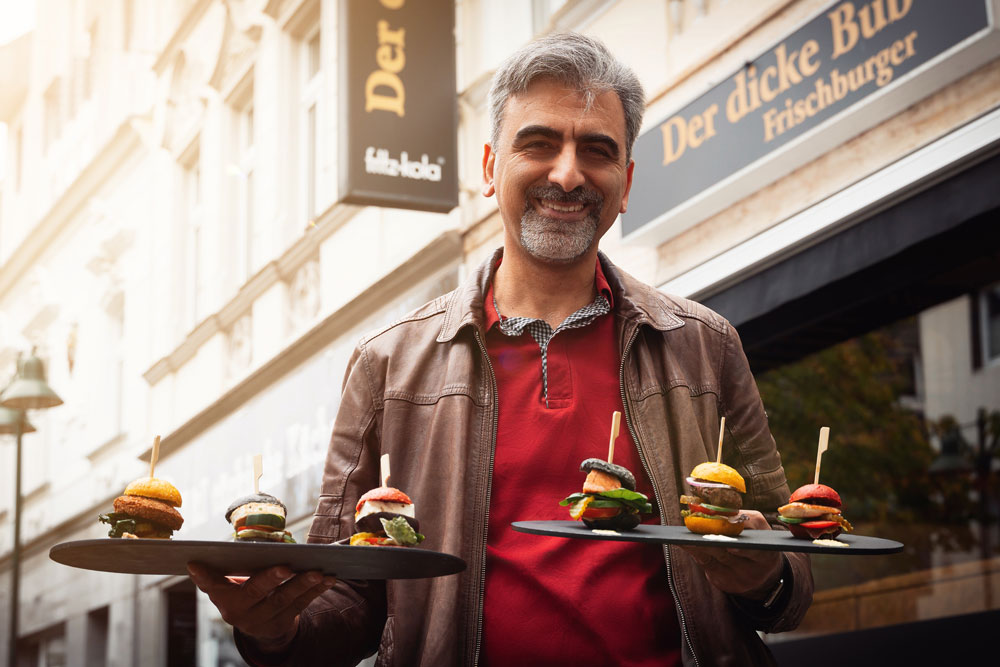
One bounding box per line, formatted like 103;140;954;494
113;495;184;530
692;486;743;510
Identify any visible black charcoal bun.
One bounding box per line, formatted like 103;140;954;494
225;493;287;522
582;511;641;531
580;458;636;491
355;512;420;534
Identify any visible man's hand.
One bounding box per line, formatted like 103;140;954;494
187;562;336;651
680;510;784;600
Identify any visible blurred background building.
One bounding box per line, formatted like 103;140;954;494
0;0;997;665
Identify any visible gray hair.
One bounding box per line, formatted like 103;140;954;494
488;32;645;162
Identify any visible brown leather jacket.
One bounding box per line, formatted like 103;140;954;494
238;249;812;667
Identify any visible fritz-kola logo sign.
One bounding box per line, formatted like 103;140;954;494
364;147;444;182
340;0;458;212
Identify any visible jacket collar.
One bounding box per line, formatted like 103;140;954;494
437;247;684;342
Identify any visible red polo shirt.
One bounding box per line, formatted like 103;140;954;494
481;261;681;666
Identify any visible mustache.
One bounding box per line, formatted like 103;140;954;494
525;185;603;206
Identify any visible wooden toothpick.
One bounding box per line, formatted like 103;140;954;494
814;427;830;485
716;417;726;464
253;454;262;494
607;411;621;464
149;435;160;478
381;453;391;488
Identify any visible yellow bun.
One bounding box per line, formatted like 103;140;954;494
684;514;745;537
124;477;182;507
689;461;746;493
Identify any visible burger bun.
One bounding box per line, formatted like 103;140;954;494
689;462;746;493
788;483;842;507
124;477;183;508
683;514;745;537
583;512;641;531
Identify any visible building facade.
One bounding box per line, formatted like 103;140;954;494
0;0;997;665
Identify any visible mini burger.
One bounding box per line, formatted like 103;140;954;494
679;462;748;537
778;483;853;540
560;458;652;530
351;486;424;546
225;493;295;543
99;477;184;539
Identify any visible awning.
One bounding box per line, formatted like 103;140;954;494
702;150;1000;372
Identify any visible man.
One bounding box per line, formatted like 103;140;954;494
188;32;812;666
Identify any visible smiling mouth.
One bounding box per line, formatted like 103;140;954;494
538;199;589;216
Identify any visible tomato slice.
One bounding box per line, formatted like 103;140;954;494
239;525;277;533
689;503;738;517
581;506;621;519
799;520;838;529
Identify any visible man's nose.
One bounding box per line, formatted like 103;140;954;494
547;145;586;192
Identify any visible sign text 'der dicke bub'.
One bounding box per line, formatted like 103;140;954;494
663;0;915;160
340;0;458;212
623;0;990;237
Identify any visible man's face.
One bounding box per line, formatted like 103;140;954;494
483;78;634;264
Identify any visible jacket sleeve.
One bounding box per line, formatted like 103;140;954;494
718;322;814;633
234;342;388;666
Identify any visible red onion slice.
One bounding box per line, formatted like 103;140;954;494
685;476;733;490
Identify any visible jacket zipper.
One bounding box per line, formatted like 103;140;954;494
471;328;499;667
619;324;700;667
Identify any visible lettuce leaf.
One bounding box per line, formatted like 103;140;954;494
560;489;653;514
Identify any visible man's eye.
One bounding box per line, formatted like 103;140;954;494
584;146;612;158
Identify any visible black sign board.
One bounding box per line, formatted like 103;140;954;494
624;0;992;239
339;0;458;213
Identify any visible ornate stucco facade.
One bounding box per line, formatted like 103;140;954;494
1;1;998;664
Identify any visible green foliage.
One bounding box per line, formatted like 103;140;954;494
757;326;935;522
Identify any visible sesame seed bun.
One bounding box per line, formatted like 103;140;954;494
689;462;746;494
124;477;182;508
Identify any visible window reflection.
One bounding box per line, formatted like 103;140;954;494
757;298;1000;638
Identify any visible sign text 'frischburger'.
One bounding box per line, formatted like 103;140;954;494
623;0;991;239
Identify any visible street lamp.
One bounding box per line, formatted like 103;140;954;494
1;351;61;667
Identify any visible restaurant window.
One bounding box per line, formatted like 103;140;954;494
165;580;198;667
85;606;109;667
179;139;204;329
13;124;23;191
44;80;62;154
228;70;256;284
301;26;321;222
754;303;1000;655
17;623;66;667
753;293;1000;661
979;282;1000;366
84;21;98;103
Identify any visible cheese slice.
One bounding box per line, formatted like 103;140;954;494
355;499;415;520
230;502;286;525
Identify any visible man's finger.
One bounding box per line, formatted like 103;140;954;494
256;571;326;613
188;561;237;593
240;566;295;604
267;579;336;628
738;510;770;530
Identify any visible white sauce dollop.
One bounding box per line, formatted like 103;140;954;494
812;538;848;547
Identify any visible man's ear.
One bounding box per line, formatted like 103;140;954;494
482;143;496;197
619;159;635;214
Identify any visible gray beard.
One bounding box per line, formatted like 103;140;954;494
519;186;603;263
